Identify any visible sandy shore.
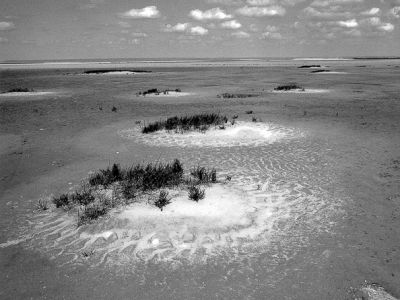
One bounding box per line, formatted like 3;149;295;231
1;61;400;299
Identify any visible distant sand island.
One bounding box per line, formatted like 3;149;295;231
0;87;54;96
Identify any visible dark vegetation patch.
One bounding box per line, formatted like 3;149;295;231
84;69;151;74
245;110;253;114
142;113;228;134
217;93;258;99
188;185;205;202
311;69;331;73
52;159;218;225
274;83;304;91
137;88;181;96
3;87;34;93
298;65;321;68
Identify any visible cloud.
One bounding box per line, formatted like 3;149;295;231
121;6;160;19
207;0;244;5
303;6;351;19
247;0;275;5
0;21;15;30
379;23;394;32
231;31;251;37
189;8;232;20
247;0;305;5
0;37;8;42
390;6;400;19
361;8;380;16
189;26;209;35
236;5;286;16
131;32;148;37
310;0;363;7
221;19;242;29
261;31;283;39
164;23;190;32
337;19;358;27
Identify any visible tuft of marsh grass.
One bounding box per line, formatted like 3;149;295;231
53;194;70;208
188;185;205;202
77;204;108;226
142;113;228;134
245;110;253;114
217;93;257;99
274;83;304;91
36;198;49;211
190;166;217;183
154;190;170;211
4;87;34;93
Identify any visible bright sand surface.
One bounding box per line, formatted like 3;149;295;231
1;60;400;299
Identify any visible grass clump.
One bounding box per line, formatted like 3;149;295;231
52;158;218;226
217;93;257;99
274;83;304;91
137;88;181;96
53;194;70;208
36;198;49;211
154;190;170;211
190;166;217;183
4;87;34;93
188;185;205;202
142;113;228;134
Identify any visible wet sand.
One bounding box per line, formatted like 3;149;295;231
1;61;400;299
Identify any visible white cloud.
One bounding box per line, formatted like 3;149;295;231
361;8;380;16
310;0;363;7
236;5;286;16
164;23;190;32
231;31;251;37
337;19;358;27
303;6;351;19
190;26;209;35
379;23;394;32
189;8;232;20
207;0;244;5
247;0;305;5
265;24;279;31
121;6;160;19
0;37;8;42
390;6;400;19
261;31;283;39
0;21;15;30
247;0;275;5
221;19;242;29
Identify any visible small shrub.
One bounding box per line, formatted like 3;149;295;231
154;190;170;211
188;185;205;202
121;181;137;202
111;106;117;112
53;194;70;208
245;110;253;114
252;117;257;122
89;164;123;187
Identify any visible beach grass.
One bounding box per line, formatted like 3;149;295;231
142;113;228;134
274;83;304;91
188;185;205;202
52;159;217;225
3;87;34;93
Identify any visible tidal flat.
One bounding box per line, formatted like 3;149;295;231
1;59;400;299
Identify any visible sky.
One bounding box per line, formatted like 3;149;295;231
0;0;400;60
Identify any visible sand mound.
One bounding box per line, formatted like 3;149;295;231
120;122;297;147
313;71;348;74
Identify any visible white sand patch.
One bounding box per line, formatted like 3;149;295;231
120;121;297;148
272;89;330;94
139;91;193;97
0;237;28;248
313;71;348;74
0;91;55;97
88;71;142;75
360;285;399;300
